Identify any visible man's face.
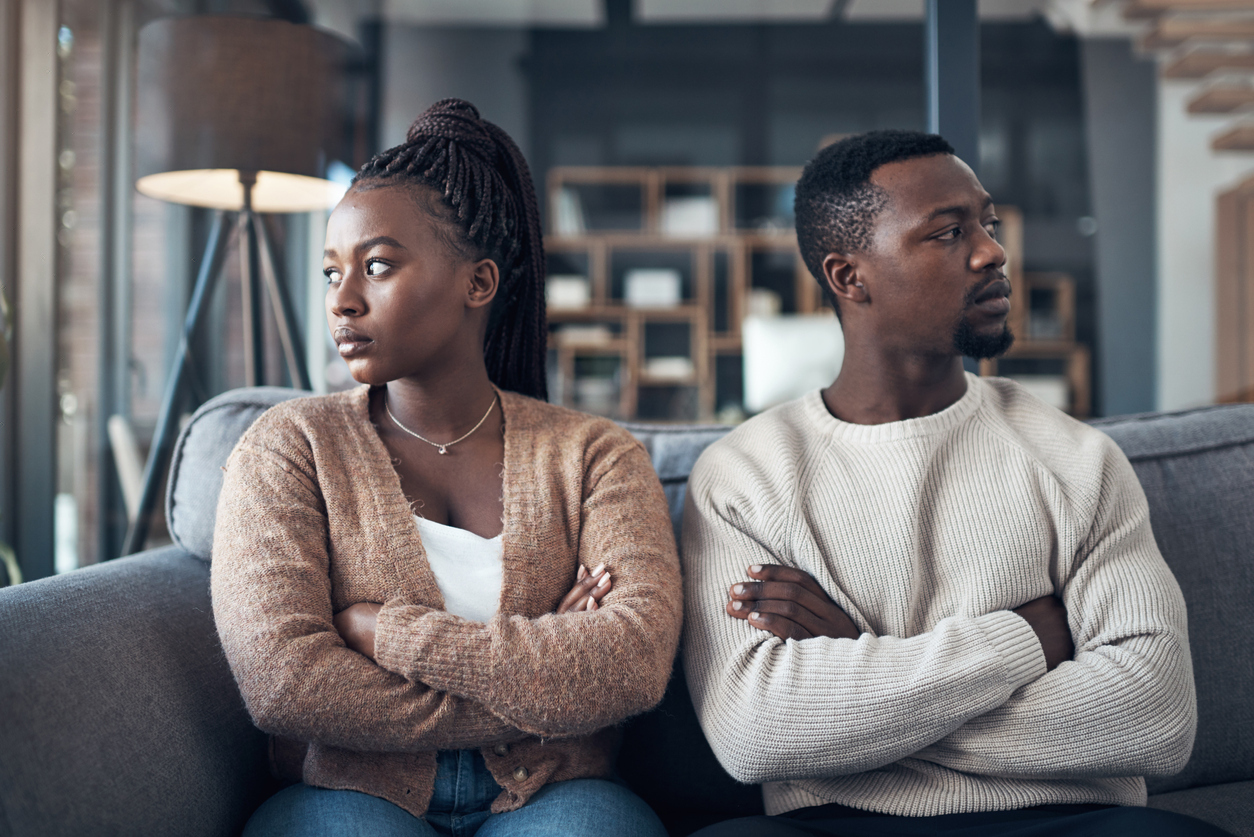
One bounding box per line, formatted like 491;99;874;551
855;154;1011;359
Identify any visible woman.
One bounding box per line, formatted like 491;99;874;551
211;99;681;837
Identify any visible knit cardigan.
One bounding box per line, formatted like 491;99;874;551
210;386;682;818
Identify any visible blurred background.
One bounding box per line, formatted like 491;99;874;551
2;0;1251;579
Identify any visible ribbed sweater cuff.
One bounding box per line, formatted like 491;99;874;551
374;602;493;696
374;601;438;682
973;609;1047;692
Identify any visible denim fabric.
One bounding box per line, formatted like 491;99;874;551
242;749;667;837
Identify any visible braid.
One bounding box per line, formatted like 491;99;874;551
354;98;548;401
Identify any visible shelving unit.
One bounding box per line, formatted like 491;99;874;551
545;166;814;421
980;267;1092;417
544;166;1091;421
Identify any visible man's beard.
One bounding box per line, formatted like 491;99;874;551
952;276;1015;359
953;318;1014;359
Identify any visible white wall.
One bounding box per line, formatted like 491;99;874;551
1156;80;1254;410
381;25;529;155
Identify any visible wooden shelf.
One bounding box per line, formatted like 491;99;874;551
1125;0;1254;19
1143;18;1254;49
1161;50;1254;79
979;344;1092;418
1187;85;1254;114
1212;123;1254;150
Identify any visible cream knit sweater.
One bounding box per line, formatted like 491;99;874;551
682;373;1195;817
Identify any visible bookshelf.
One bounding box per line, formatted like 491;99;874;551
979;267;1092;417
544;166;1090;421
545;166;814;422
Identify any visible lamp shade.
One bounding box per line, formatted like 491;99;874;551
135;16;352;212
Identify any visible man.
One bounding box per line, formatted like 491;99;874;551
681;130;1223;836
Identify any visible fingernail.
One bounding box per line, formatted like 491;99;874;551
733;584;745;595
583;597;594;611
589;599;599;611
597;573;611;588
750;612;760;620
592;563;606;577
750;565;763;573
731;601;744;611
578;565;587;580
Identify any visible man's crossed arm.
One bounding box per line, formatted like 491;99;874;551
726;563;1074;670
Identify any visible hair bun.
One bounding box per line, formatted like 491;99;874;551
405;98;497;163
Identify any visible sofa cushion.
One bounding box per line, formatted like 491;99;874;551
621;422;733;546
1148;779;1254;837
166;387;309;560
1092;404;1254;794
0;547;273;836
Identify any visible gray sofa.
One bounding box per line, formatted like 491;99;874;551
1;387;1251;837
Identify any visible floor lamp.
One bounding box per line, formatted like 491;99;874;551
121;16;350;555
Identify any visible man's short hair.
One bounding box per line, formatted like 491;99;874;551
795;129;955;313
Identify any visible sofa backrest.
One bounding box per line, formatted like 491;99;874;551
166;387;310;560
167;388;1254;803
1091;404;1254;794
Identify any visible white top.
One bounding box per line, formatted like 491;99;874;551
414;515;503;624
682;373;1195;817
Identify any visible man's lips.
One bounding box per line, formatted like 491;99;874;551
333;327;373;357
971;277;1012;316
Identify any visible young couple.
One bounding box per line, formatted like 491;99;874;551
211;100;1225;837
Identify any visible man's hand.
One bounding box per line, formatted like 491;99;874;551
556;563;613;613
726;564;859;641
334;601;382;660
1013;595;1073;671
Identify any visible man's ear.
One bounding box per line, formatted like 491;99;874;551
821;252;869;309
466;258;500;310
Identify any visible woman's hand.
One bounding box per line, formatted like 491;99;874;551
726;564;859;641
334;602;383;660
555;563;613;613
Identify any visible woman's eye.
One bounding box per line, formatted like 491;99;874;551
323;267;340;284
366;259;388;276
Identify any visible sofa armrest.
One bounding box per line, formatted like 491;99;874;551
0;547;272;837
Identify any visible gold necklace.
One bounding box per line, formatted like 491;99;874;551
385;393;497;455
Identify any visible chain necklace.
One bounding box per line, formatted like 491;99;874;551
385;393;497;455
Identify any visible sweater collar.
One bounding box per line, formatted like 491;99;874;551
802;371;985;445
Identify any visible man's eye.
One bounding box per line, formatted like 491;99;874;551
938;227;961;240
366;259;388;276
984;219;1001;239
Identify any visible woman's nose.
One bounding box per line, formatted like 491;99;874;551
327;275;364;318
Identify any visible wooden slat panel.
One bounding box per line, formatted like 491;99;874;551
1187;85;1254;113
1211;123;1254;150
1215;186;1244;399
1162;50;1254;78
1126;0;1254;17
1144;17;1254;49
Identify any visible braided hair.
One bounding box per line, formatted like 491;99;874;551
353;99;548;400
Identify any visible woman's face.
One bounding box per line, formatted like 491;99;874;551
322;184;498;386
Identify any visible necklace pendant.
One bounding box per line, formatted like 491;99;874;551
437;445;448;455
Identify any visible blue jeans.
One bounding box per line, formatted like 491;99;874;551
243;749;667;837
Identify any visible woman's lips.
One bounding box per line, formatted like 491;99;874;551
334;327;373;357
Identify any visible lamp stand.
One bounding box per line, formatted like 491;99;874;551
121;176;313;556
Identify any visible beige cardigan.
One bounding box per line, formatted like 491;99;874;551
210;386;682;818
